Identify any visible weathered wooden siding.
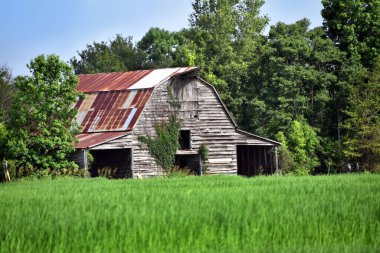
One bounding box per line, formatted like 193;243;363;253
92;77;275;177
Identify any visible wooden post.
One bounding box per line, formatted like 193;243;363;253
3;160;11;182
274;147;279;173
83;149;88;171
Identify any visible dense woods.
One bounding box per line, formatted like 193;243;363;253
1;0;379;176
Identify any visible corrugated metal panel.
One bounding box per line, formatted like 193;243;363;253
77;67;198;92
75;132;129;149
77;70;152;92
74;89;153;133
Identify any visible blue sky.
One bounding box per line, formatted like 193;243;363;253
0;0;323;76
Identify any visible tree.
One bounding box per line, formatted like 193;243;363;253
276;120;320;175
245;20;343;137
0;123;7;161
0;65;15;123
137;28;182;68
6;55;80;171
71;35;145;74
187;0;268;108
71;40;126;74
321;0;380;69
110;35;146;71
342;58;380;171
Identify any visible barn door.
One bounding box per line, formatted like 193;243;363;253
90;148;132;178
237;145;273;177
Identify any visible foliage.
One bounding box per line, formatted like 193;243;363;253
342;58;380;171
97;167;117;179
166;166;194;178
1;175;379;251
138;115;180;171
276;120;320;175
0;123;7;160
199;143;209;175
275;132;294;174
71;34;145;74
6;54;80;171
87;151;94;169
322;0;380;69
199;143;209;161
0;65;15;123
246;20;343;137
137;28;182;68
187;0;268;108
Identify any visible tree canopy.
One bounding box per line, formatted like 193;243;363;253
322;0;380;69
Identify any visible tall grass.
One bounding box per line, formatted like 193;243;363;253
0;175;379;252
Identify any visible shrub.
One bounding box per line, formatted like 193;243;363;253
199;143;209;175
166;166;194;178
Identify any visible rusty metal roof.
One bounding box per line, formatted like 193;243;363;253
75;89;153;132
77;67;198;92
75;132;129;149
75;67;198;149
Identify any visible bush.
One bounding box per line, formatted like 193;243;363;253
97;167;117;179
276;120;320;175
199;144;209;175
166;166;194;178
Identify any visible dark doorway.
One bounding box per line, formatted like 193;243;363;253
237;145;273;177
179;130;191;150
175;154;201;175
90;149;132;178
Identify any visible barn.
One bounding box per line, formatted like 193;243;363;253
71;67;280;178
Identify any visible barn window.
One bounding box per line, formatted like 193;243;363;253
179;130;191;150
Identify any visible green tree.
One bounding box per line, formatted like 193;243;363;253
0;123;7;161
246;20;343;138
276;120;320;175
137;28;182;68
110;35;146;71
342;58;380;171
0;65;15;123
71;40;125;74
321;0;380;69
6;55;80;171
187;0;268;108
71;35;146;74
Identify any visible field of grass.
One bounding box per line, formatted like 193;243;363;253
0;174;379;252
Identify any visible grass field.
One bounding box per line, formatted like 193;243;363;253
0;174;379;253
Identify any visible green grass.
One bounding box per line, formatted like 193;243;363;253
0;175;379;253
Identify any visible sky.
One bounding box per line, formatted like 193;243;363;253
0;0;323;76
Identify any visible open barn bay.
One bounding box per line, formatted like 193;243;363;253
0;175;379;252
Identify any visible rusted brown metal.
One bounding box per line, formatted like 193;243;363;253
75;89;152;132
75;132;129;149
77;70;152;92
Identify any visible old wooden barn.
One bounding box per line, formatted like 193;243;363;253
71;67;280;178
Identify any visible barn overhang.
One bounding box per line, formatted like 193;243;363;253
75;132;130;149
235;129;281;146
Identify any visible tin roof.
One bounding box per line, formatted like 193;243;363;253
77;67;198;92
75;67;198;149
75;132;129;149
